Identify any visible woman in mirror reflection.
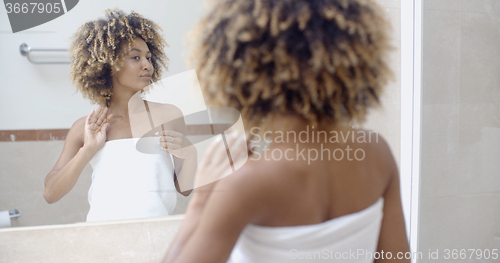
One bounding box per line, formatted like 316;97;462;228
163;0;409;262
43;9;195;222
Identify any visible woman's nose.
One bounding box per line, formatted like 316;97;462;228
142;58;152;71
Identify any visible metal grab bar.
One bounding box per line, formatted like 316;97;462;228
19;43;70;64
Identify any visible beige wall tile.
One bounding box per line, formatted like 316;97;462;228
421;104;500;198
457;105;500;193
460;0;500;13
0;141;91;227
458;103;496;145
424;0;461;11
421;104;460;158
421;2;500;259
418;194;500;263
420;104;460;197
423;10;461;105
460;11;500;104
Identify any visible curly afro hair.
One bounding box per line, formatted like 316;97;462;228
69;9;168;107
189;0;393;133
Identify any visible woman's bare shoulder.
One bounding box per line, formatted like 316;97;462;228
230;156;302;182
354;129;396;164
145;101;183;114
66;116;87;145
212;157;305;203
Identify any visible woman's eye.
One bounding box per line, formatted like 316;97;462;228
147;57;152;61
132;56;140;60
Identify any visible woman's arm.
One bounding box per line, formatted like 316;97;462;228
162;135;224;261
44;106;112;203
163;165;264;263
163;132;252;263
162;181;215;262
375;138;410;262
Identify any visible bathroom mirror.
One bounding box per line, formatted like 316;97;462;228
0;0;211;227
0;0;404;229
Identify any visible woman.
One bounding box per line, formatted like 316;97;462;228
43;9;195;222
163;0;409;262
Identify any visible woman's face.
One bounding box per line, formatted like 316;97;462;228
111;37;154;93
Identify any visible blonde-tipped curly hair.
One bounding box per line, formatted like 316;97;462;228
189;0;392;132
69;9;168;107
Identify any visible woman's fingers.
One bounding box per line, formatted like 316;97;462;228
86;106;113;135
156;130;183;138
100;121;110;133
96;107;108;126
159;142;181;150
159;135;182;145
106;113;113;123
98;113;113;133
89;105;102;125
86;109;96;126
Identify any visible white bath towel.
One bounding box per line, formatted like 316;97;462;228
227;197;384;263
86;137;177;222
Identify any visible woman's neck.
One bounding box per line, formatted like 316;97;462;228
265;115;352;147
107;87;143;118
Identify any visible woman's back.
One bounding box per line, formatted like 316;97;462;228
250;128;394;228
222;126;404;262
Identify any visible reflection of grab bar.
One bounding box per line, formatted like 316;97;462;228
9;209;20;218
19;43;70;64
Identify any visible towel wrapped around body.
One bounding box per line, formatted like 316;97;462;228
227;198;384;263
86;137;177;222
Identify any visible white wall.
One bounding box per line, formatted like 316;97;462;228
0;0;205;130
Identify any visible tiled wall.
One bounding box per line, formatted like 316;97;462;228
0;125;228;227
0;140;90;226
419;0;500;262
0;139;193;227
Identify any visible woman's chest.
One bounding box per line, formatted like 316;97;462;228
105;118;133;141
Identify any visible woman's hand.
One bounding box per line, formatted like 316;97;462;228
193;132;249;191
157;130;197;159
83;105;113;153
